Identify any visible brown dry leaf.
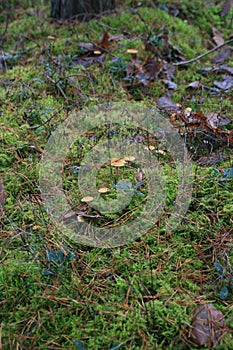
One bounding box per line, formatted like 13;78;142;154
211;47;232;64
212;27;225;46
78;32;122;54
98;32;110;49
163;80;177;90
169;42;186;62
206;113;220;129
74;54;105;67
214;74;233;90
125;59;149;86
156;96;179;111
206;112;232;129
187;80;202;89
125;56;164;87
193;110;208;121
77;41;95;51
220;65;233;75
125;61;139;80
144;29;185;62
108;33;125;42
0;177;6;219
221;0;233;16
142;57;164;80
201;65;233;75
160;63;176;80
191;304;225;347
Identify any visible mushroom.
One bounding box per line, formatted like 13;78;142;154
127;49;138;54
126;49;138;59
98;187;110;194
81;196;94;203
123;156;136;162
110;158;126;175
145;145;155;151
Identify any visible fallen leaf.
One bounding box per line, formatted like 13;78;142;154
214;74;233;90
187;80;202;89
77;41;95;51
125;57;163;86
98;32;110;49
221;0;233;16
206;112;232;129
160;63;176;80
191;304;225;347
163;80;177;90
201;65;233;75
220;65;233;75
211;47;232;64
156;96;179;110
143;57;164;80
212;27;225;46
108;33;125;42
74;54;105;67
198;153;227;165
144;29;185;62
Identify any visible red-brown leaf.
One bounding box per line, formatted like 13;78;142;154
191;304;225;347
98;32;110;49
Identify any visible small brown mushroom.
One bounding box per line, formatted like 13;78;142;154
127;49;138;54
145;145;155;151
123;156;136;162
110;158;126;175
110;158;126;166
98;187;110;194
81;196;94;203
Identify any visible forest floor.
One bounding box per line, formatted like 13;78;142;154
0;0;233;349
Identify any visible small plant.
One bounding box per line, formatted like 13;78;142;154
214;262;233;300
44;246;76;275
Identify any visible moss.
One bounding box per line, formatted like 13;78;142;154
1;0;233;349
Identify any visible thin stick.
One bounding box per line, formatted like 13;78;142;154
174;37;233;66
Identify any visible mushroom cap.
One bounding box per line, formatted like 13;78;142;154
145;145;155;151
98;187;110;194
123;156;136;162
110;158;126;167
81;196;94;203
127;49;138;54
